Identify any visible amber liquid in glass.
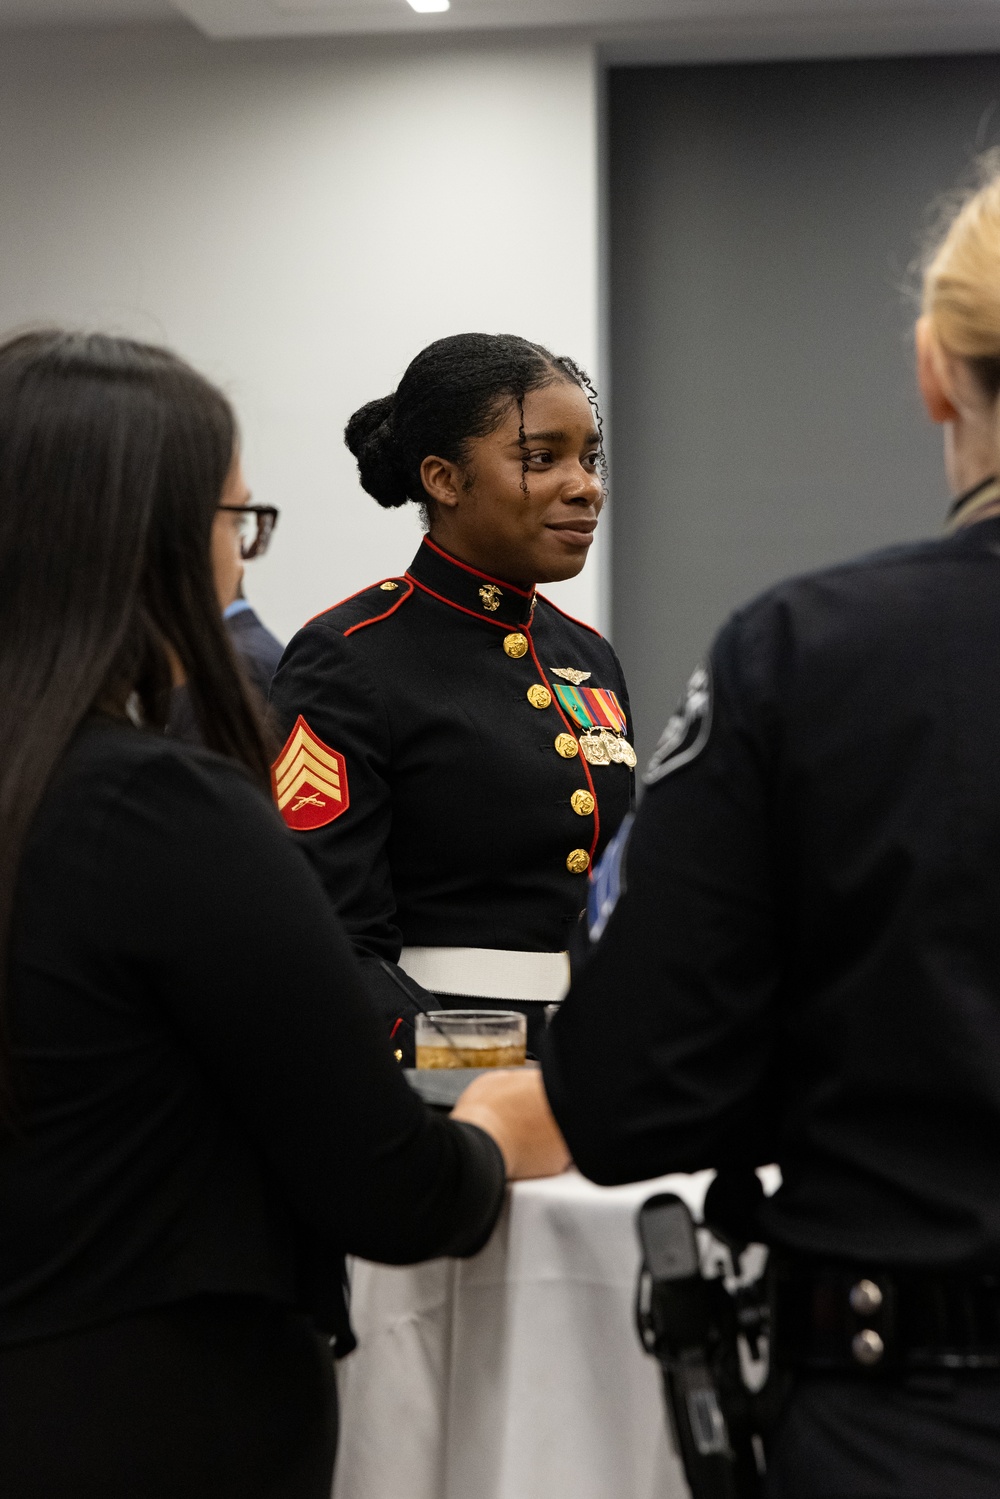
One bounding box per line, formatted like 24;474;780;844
415;1042;527;1070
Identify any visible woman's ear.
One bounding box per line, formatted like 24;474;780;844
916;316;959;425
419;455;464;512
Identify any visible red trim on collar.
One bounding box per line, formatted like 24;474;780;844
405;573;521;629
421;537;536;599
534;591;602;638
343;580;415;636
527;637;601;862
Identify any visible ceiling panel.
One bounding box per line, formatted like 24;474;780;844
170;0;669;37
167;0;1000;46
2;0;999;56
0;0;172;24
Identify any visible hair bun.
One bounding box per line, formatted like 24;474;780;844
344;394;410;509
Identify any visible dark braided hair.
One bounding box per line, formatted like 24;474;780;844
552;354;608;491
344;332;605;517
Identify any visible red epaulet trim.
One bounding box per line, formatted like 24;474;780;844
533;592;603;637
302;578;412;631
343;579;414;637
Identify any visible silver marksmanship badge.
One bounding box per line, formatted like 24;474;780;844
643;663;712;786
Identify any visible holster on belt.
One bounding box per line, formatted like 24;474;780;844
636;1188;779;1499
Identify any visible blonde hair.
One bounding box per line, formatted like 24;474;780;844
923;155;1000;380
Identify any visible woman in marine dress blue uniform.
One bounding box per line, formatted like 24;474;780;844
269;334;635;1061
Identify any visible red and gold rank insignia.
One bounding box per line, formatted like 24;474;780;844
271;715;349;831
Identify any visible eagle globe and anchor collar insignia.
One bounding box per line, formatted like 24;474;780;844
272;715;350;831
644;663;712;785
552;684;637;768
406;538;536;629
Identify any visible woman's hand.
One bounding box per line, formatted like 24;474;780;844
451;1069;571;1180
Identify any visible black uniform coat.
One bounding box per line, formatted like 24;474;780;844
269;538;634;1055
544;512;1000;1271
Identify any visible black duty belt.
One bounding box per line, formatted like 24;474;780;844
772;1259;1000;1374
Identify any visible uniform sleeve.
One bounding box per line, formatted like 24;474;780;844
542;609;783;1185
269;622;396;952
268;621;433;1056
101;748;506;1264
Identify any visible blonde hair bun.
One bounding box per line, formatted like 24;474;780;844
924;154;1000;370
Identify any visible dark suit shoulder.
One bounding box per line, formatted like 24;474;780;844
305;578;414;639
226;608;285;691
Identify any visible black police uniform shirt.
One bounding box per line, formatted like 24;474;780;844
544;500;1000;1271
0;715;504;1348
268;537;635;1050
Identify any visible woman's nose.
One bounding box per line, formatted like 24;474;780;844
565;467;604;504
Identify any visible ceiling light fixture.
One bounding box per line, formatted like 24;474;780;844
407;0;450;11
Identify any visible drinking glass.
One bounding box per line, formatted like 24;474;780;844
414;1009;527;1069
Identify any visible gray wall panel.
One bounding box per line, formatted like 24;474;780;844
610;55;1000;764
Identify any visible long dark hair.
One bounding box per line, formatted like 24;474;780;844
0;331;273;1110
344;332;605;515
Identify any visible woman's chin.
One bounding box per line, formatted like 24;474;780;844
534;546;591;586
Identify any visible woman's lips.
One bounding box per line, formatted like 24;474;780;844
547;521;597;548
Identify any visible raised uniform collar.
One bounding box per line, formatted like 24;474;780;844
406;537;536;628
946;475;1000;533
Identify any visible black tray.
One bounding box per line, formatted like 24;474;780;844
404;1062;538;1111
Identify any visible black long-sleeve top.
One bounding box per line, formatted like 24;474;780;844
0;717;504;1347
545;514;1000;1270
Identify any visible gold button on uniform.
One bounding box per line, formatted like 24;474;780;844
554;733;579;759
527;684;552;710
566;849;590;874
380;580;399;591
503;632;529;659
570;789;595;817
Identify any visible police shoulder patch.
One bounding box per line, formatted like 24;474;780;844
272;715;350;831
587;812;634;944
643;663;712;787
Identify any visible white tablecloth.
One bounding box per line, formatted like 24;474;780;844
333;1169;714;1499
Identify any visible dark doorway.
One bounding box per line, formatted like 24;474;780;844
609;54;1000;762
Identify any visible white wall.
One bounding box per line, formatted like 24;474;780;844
0;24;603;643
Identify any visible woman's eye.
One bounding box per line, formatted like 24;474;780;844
527;450;553;466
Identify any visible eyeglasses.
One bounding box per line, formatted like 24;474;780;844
217;504;279;560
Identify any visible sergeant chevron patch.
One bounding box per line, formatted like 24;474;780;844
271;715;349;831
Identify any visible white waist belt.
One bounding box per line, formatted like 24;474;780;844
399;946;570;1005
